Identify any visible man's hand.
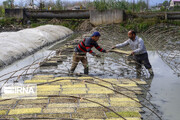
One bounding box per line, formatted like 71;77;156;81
111;46;116;49
131;51;135;55
104;50;108;53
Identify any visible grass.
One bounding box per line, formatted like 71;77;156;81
120;17;180;32
30;19;84;31
120;18;160;32
2;16;180;33
31;23;43;28
0;6;5;17
59;19;84;30
0;18;21;26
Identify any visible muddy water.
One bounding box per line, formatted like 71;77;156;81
0;49;53;87
0;33;179;120
42;47;180;120
148;52;180;120
47;47;180;120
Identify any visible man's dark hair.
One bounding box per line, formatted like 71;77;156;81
130;30;136;35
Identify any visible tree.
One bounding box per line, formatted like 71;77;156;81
44;0;55;10
3;0;14;8
39;2;45;10
160;6;166;11
86;1;94;10
136;0;148;12
0;6;5;17
56;0;63;10
93;0;108;11
93;0;130;11
163;0;169;9
115;0;128;10
3;1;8;8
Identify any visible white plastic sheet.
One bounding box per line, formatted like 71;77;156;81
0;25;73;67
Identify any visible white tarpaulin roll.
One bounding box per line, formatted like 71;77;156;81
0;25;73;67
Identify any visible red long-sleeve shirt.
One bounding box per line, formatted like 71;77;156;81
75;37;106;54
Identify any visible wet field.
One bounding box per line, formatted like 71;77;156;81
0;24;179;120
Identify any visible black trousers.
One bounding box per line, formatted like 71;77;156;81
134;52;152;70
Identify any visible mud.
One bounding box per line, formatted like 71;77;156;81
0;24;180;120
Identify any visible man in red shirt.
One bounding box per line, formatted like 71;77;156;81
70;32;107;75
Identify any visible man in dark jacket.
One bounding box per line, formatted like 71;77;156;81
70;32;106;75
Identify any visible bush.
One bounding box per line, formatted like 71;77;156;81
172;6;180;11
120;18;160;32
0;6;5;17
0;18;17;26
93;0;108;11
93;0;147;12
160;6;167;11
60;20;81;30
31;23;41;28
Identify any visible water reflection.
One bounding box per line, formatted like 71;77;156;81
0;48;54;87
148;51;180;120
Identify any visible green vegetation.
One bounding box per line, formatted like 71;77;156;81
120;18;180;32
164;20;180;26
0;18;22;26
0;0;15;17
93;0;108;11
39;0;63;10
60;20;81;30
3;0;14;9
30;19;83;31
55;0;63;10
0;0;180;32
1;17;180;33
161;0;169;11
92;0;179;12
170;6;180;11
121;18;159;32
93;0;147;12
0;17;82;31
0;6;5;17
31;23;42;28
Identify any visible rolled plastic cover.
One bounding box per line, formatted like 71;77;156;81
0;25;73;67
